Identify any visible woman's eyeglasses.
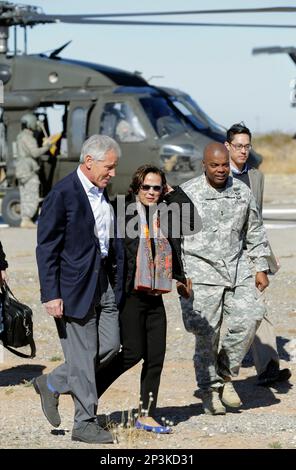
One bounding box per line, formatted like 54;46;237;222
140;184;162;192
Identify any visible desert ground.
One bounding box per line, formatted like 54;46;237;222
0;173;295;450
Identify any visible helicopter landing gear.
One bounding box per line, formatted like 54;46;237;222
1;188;21;226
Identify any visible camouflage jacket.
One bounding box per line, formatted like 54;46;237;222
15;129;49;183
181;174;270;286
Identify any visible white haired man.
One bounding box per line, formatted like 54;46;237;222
34;135;124;444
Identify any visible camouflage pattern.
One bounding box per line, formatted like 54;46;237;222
179;174;271;391
16;128;49;218
19;173;39;218
181;174;270;285
16;129;50;182
180;279;264;390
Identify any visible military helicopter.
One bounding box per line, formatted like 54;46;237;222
1;2;292;226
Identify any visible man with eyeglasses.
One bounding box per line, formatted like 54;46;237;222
225;123;291;386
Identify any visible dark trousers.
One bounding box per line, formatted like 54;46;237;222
96;291;167;417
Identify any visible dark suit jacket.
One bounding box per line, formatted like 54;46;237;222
36;170;124;319
0;242;8;271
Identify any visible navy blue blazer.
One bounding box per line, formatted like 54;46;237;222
36;170;124;319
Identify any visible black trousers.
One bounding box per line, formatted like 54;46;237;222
96;291;167;417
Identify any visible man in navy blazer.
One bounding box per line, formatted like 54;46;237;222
34;135;123;444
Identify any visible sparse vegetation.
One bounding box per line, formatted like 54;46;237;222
49;355;62;362
102;395;173;445
268;441;282;449
22;380;33;388
253;132;296;174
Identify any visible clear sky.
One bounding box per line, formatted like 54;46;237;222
9;0;296;133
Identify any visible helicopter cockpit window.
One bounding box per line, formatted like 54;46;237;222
99;102;145;142
173;95;225;134
170;98;209;131
140;97;187;138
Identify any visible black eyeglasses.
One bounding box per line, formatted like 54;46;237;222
140;184;162;192
230;143;252;151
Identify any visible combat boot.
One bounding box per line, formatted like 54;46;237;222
20;217;36;228
201;389;226;415
220;381;242;408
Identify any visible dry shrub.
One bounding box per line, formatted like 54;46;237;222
253;132;296;174
99;408;170;447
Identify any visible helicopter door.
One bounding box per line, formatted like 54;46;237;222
68;101;94;159
97;100;158;194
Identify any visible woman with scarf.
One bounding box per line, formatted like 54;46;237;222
96;164;197;433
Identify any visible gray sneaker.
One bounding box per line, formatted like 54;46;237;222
33;374;61;427
72;421;114;444
201;389;226;415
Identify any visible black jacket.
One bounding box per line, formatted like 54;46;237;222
0;242;8;271
113;186;198;294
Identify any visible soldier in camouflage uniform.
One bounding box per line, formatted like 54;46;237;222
16;113;51;228
180;142;271;415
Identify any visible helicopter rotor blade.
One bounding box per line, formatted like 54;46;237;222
27;16;296;29
2;4;296;28
252;46;296;65
253;46;296;55
24;6;296;20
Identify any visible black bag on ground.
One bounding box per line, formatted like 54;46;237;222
0;282;36;358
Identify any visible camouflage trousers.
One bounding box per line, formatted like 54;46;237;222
180;276;266;391
19;173;40;219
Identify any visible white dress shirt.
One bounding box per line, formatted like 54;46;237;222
77;166;112;258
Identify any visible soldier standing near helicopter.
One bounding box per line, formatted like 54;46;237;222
15;113;52;228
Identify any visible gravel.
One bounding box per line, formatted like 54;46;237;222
0;174;295;449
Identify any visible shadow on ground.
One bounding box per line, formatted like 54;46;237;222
96;373;294;428
97;402;204;429
242;335;291;368
0;364;45;386
234;375;292;410
192;375;292;413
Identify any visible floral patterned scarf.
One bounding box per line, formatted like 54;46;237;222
134;199;172;294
